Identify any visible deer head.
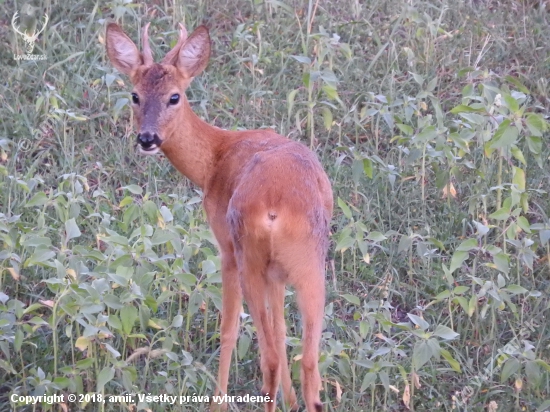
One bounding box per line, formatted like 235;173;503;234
105;22;211;155
12;12;49;54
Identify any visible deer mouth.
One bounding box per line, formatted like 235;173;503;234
137;132;162;155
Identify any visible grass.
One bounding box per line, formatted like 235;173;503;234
1;0;550;411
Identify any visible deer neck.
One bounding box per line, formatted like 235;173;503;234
159;99;224;189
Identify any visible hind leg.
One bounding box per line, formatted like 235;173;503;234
268;279;298;411
294;267;325;412
212;252;242;411
239;253;280;412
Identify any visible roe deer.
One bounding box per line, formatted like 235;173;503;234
106;22;333;412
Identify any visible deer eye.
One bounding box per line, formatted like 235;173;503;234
169;94;180;105
131;93;139;105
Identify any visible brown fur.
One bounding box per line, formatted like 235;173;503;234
106;22;333;412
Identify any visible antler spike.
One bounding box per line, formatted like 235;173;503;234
11;12;25;37
161;23;188;65
34;14;49;37
141;22;153;65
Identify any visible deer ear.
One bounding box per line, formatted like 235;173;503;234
176;26;210;78
106;23;142;76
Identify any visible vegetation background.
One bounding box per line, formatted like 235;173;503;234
1;0;550;411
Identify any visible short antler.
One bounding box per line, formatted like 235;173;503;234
141;23;153;65
161;23;188;65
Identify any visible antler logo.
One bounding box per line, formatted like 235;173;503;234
12;6;48;60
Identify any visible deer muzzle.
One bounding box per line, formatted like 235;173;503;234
137;131;162;155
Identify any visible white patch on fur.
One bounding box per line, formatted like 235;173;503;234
139;145;160;155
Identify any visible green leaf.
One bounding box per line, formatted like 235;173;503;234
517;216;531;233
526;135;542;155
366;231;387;242
143;200;158;221
360;372;377;391
503;94;519;113
151;229;173;246
504;75;530;94
76;358;94;370
489;207;510;221
335;235;354;252
354;359;375;368
171;314;183;328
490;118;510;142
351;159;363;186
363;158;373;179
454;296;468;313
412;341;433;370
302;72;310;89
512;167;525;191
457;238;477;252
202;259;217;275
321;107;333;131
493;253;509;275
409;71;424;86
112;98;129;121
97;366;115;392
25;249;55;267
396;123;414;135
433;325;459;340
468;294;477;317
459;112;485;125
123;184;143;195
159;206;173;223
428;237;445;251
449;251;468;274
287;89;299;117
504;284;528;294
440;348;461;372
237;333;251;360
510;146;526;166
501;357;520;382
22;236;51;248
338;198;352;220
450;104;484;114
65;218;81;241
341;294;360;306
119;196;133;208
462;83;474;97
0;359;17;374
103;293;124;309
25;192;48;208
322;84;339;100
407;314;429;331
102;233;128;246
398;235;413;254
416;125;438;142
426;76;438;92
434;290;451;301
525;113;545;137
290;55;311;65
490;125;518;149
107;315;122;331
454;286;469;295
120;305;138;335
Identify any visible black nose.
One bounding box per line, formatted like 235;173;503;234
137;132;161;149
